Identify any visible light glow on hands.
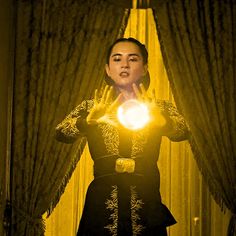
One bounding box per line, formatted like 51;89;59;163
117;99;150;130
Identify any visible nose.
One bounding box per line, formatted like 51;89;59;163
121;59;129;68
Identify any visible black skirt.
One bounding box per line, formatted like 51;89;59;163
77;174;176;236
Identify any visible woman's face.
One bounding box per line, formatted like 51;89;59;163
105;41;147;89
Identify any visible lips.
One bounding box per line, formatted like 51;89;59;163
120;71;129;77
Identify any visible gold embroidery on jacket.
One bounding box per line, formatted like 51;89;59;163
157;100;189;140
131;129;148;158
56;100;94;138
104;185;145;236
130;186;145;235
104;185;118;236
98;123;119;155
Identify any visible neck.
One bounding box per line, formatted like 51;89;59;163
116;86;136;101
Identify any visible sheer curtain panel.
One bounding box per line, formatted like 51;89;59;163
153;1;236;234
11;0;129;235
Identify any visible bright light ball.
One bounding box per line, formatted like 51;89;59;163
117;99;150;130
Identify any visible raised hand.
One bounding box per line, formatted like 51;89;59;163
86;85;123;125
132;83;167;128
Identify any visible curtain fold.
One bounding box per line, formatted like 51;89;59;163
11;0;129;235
152;0;236;234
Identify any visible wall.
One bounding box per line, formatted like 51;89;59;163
0;0;15;235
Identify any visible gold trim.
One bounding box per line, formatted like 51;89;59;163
98;123;119;155
131;186;145;235
104;185;118;236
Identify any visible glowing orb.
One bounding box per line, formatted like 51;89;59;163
117;99;150;130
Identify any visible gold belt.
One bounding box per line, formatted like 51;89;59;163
115;158;135;173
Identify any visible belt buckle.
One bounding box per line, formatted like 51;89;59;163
115;158;135;173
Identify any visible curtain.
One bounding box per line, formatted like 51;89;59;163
153;0;236;235
45;9;230;236
125;10;195;236
11;0;129;235
44;144;94;236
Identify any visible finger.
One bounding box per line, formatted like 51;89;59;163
151;89;157;104
139;83;148;101
101;85;109;103
94;89;98;104
153;89;157;103
132;83;142;100
105;86;113;104
109;93;123;110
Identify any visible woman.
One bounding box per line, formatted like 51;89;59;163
55;38;189;236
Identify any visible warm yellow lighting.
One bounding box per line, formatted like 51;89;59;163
132;0;137;9
117;99;150;130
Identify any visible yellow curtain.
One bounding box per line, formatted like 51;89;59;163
44;144;93;236
44;9;230;236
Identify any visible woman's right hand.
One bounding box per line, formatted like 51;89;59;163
132;83;167;128
86;85;123;125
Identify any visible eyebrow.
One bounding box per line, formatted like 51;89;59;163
111;53;140;57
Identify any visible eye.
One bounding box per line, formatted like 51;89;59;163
113;57;121;62
129;57;138;62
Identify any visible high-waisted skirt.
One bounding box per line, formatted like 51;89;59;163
77;174;176;236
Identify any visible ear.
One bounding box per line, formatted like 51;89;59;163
105;64;111;77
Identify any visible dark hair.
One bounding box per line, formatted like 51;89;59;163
105;37;150;89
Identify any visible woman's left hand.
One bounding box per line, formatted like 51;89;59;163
132;83;167;128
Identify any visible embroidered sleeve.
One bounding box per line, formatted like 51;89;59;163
55;100;93;143
158;100;189;141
